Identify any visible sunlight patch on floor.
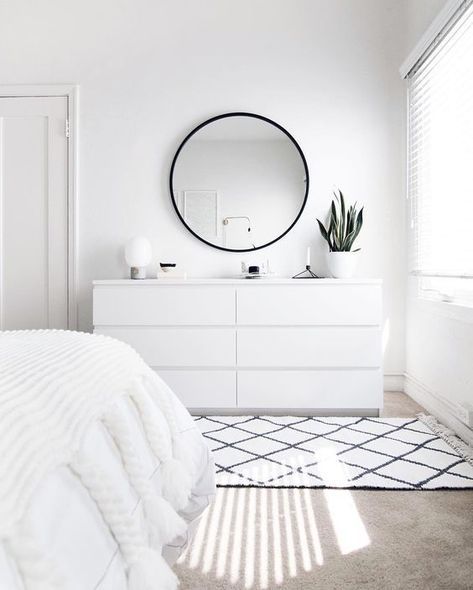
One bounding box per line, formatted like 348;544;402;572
202;483;225;573
230;487;246;583
270;489;283;585
177;473;370;587
259;488;269;589
318;449;371;555
281;487;297;579
293;488;311;572
317;447;371;555
217;486;235;577
244;488;257;588
303;488;324;565
183;494;210;568
324;488;371;555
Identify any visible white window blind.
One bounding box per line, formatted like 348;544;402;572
408;0;473;305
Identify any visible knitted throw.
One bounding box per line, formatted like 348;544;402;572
0;330;192;590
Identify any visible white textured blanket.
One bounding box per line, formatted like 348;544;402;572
0;330;194;590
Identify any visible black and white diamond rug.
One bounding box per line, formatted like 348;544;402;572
196;415;473;490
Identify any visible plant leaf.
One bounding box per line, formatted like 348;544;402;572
346;210;352;236
331;200;338;227
327;215;336;251
317;219;330;244
349;207;364;249
342;229;356;251
339;190;346;242
331;200;341;249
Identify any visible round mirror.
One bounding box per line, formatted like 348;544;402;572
169;113;309;252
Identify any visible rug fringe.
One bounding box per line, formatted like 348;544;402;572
417;413;473;467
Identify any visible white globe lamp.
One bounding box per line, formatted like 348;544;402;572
125;236;152;279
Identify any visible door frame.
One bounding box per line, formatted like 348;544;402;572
0;84;79;329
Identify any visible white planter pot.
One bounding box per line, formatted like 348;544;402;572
327;252;358;279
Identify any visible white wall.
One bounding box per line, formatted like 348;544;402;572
403;0;473;434
0;0;407;376
405;0;448;53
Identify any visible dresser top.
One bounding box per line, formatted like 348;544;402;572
93;278;382;286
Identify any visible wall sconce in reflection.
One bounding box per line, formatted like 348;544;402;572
223;216;255;249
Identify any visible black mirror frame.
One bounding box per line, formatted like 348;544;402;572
169;112;309;253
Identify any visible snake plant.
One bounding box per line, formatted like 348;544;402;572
317;190;363;252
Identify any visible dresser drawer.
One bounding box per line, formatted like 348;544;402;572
237;285;381;325
237;327;381;368
95;327;235;367
158;370;236;408
93;285;235;326
237;370;382;409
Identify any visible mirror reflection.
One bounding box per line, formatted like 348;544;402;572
171;114;308;251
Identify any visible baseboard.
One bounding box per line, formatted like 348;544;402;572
404;373;473;446
189;408;380;417
384;373;405;392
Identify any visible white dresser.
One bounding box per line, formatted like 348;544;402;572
93;279;383;415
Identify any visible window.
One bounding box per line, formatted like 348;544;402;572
407;1;473;306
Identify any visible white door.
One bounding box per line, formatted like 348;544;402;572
0;96;69;330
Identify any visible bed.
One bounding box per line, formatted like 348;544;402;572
0;330;215;590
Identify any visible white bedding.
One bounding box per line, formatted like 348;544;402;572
0;331;215;589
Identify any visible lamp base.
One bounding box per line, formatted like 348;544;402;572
292;265;320;279
130;266;147;280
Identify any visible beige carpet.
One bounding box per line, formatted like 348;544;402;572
174;394;473;589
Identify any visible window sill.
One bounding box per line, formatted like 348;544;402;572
412;296;473;325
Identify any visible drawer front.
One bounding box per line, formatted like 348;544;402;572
158;370;236;408
95;327;235;367
237;327;381;368
237;370;382;409
237;285;381;325
93;286;235;326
